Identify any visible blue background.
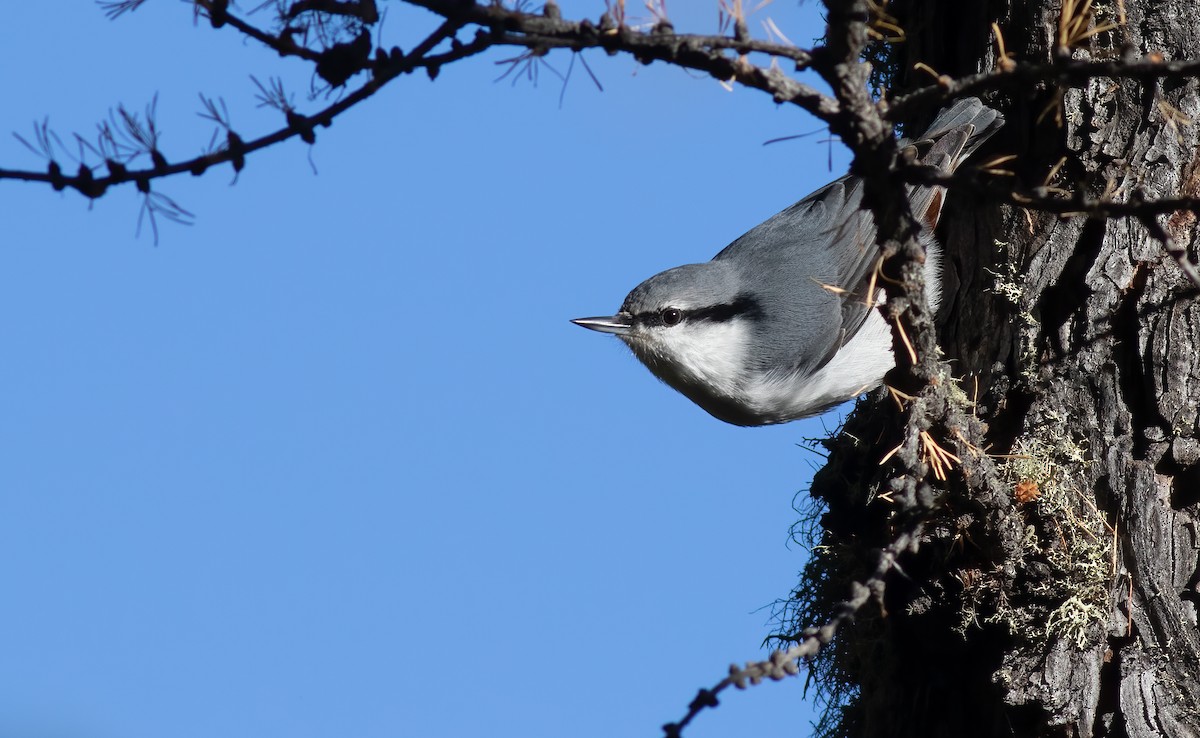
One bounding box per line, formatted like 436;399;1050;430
2;3;852;737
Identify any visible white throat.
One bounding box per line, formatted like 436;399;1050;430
625;320;752;405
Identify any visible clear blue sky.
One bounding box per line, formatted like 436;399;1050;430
2;3;854;737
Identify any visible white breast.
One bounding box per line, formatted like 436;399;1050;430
743;308;895;422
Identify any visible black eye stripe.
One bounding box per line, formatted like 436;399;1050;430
688;297;762;323
634;296;762;326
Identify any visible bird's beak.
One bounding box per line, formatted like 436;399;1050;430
571;312;633;336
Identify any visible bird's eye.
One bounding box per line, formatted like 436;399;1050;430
661;307;683;326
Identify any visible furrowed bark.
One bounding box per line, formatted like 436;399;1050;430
793;1;1200;736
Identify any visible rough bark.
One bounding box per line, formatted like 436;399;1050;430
792;1;1200;736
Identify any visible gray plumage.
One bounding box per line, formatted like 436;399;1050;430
574;98;1003;426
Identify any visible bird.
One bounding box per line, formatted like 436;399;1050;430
572;97;1003;426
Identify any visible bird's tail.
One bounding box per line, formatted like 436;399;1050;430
918;96;1005;166
904;97;1004;231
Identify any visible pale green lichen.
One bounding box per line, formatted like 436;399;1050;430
985;426;1113;649
986;239;1041;379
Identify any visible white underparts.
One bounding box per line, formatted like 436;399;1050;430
745;307;895;421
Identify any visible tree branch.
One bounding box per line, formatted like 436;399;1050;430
663;526;922;738
3;1;843;199
193;0;322;63
889;55;1200;120
405;0;836;116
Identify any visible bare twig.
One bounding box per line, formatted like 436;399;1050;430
193;0;323;62
897;163;1200;221
888;56;1200;121
0;23;494;197
663;527;921;737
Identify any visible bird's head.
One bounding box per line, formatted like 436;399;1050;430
572;262;766;423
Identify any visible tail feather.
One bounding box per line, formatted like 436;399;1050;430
920;97;1004;153
907;96;1003;164
904;97;1003;231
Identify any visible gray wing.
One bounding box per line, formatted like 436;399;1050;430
713;177;876;379
711;97;1004;378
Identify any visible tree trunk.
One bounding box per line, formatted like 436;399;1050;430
793;1;1200;736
